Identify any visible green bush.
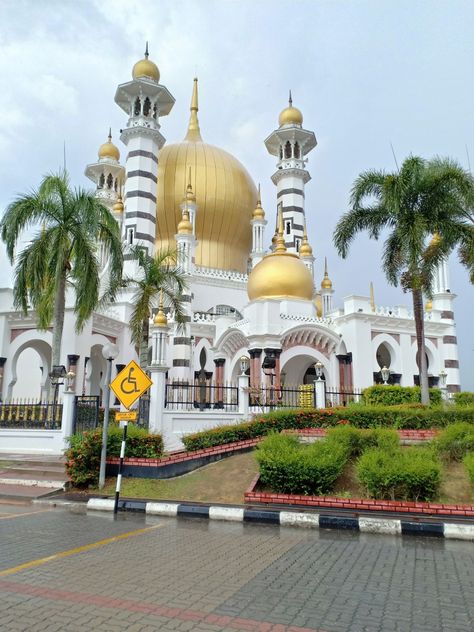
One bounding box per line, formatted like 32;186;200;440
182;406;474;451
256;432;348;495
362;385;442;406
454;392;474;407
463;453;474;485
65;425;163;487
357;446;441;501
325;426;399;457
436;423;474;461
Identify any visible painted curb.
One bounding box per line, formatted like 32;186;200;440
86;498;474;540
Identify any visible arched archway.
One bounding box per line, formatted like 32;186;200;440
7;337;52;401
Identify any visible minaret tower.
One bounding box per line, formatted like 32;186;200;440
264;92;317;254
320;258;334;316
114;43;175;266
250;184;267;267
175;171;197;274
299;219;314;278
85;129;125;216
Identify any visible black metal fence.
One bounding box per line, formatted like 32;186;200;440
325;386;362;407
165;380;239;411
73;396;100;434
0;400;63;429
249;385;315;410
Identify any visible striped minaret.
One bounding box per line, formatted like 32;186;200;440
114;44;175;273
264;92;316;255
429;234;461;393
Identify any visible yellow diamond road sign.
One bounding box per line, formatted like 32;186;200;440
110;360;152;410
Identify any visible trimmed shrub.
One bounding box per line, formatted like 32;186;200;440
362;385;442;406
454;392;474;407
357;447;441;501
325;426;399;457
65;425;163;487
436;423;474;461
182;406;474;451
256;432;348;495
463;453;474;485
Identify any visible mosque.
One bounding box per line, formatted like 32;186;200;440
0;46;461;408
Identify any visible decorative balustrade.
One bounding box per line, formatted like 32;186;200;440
192;265;248;283
165;379;239;411
0;399;63;429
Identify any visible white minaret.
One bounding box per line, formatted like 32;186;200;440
85;129;125;215
264;92;317;255
299;218;315;278
175;172;197;274
320;258;334;316
114;43;175;271
250;184;267;267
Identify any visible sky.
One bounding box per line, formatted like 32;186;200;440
0;0;473;387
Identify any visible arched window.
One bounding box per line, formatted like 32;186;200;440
279;146;283;159
152;103;157;119
143;97;151;117
98;174;105;189
114;179;118;191
376;343;391;369
286;221;291;235
294;142;300;158
284;141;291;159
134;97;141;116
106;173;113;189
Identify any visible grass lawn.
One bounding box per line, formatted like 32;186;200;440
100;451;258;504
0;460;12;471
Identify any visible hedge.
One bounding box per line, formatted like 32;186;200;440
182;406;474;451
65;425;163;487
357;446;441;501
362;385;442;406
325;426;399;457
454;392;474;407
436;423;474;461
256;433;348;495
464;453;474;485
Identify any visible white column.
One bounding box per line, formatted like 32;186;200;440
238;373;249;416
148;366;168;434
314;379;326;409
61;390;76;446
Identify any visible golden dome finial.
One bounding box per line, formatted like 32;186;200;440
185;77;202;142
154;290;168;327
321;257;333;289
252;184;265;220
113;195;124;214
279;91;303;127
370;281;375;311
186;166;196;202
299;218;313;257
132;42;160;82
98;128;120;161
289;89;293;106
274;207;287;254
145;41;149;59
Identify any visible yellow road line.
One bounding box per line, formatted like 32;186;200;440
0;508;50;521
0;524;162;578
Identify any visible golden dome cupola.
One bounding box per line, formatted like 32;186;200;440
252;184;265;221
132;42;160;82
156;78;257;273
98;128;120;161
278;91;303;127
321;257;333;289
299;219;313;258
247;209;314;301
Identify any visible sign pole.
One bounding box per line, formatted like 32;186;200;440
113;420;128;515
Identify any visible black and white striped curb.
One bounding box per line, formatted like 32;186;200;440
87;498;474;541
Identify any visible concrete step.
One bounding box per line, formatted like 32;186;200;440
0;483;62;501
4;465;66;477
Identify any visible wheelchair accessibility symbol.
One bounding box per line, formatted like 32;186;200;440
110;360;152;410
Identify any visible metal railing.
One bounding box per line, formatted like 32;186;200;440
0;399;63;429
165;380;239;411
73;396;100;434
248;385;315;411
325;386;362;407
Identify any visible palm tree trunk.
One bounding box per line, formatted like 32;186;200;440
412;288;430;405
52;270;67;369
139;317;150;370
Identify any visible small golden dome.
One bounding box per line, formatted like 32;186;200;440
299;220;312;257
321;257;332;289
314;294;323;318
113;197;124;213
98;129;120;161
132;43;160;82
425;300;433;312
279;91;303;127
253;185;265;220
154;292;168;327
248;209;313;301
177;208;193;235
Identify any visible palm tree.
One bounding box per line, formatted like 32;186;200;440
333;156;473;405
1;171;123;372
126;246;188;369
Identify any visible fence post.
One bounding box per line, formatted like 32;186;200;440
313;379;326;409
61;390;75;448
238;373;249;417
148;366;168;434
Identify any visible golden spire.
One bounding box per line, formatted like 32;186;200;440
321;257;333;289
184;77;202;142
252;184;265;220
370;282;375;311
299;218;313;257
274;207;287;254
154;290;168;327
186;166;196;202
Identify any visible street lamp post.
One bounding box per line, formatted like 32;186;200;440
439;369;448;404
313;361;325;409
98;343;119;490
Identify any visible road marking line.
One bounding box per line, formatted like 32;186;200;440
0;524;162;578
0;508;50;521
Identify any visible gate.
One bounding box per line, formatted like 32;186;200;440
73;396;100;434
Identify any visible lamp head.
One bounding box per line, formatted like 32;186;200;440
102;343;119;360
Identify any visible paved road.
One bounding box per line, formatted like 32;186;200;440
0;502;473;632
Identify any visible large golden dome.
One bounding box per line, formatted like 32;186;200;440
156;79;257;272
247;216;314;301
